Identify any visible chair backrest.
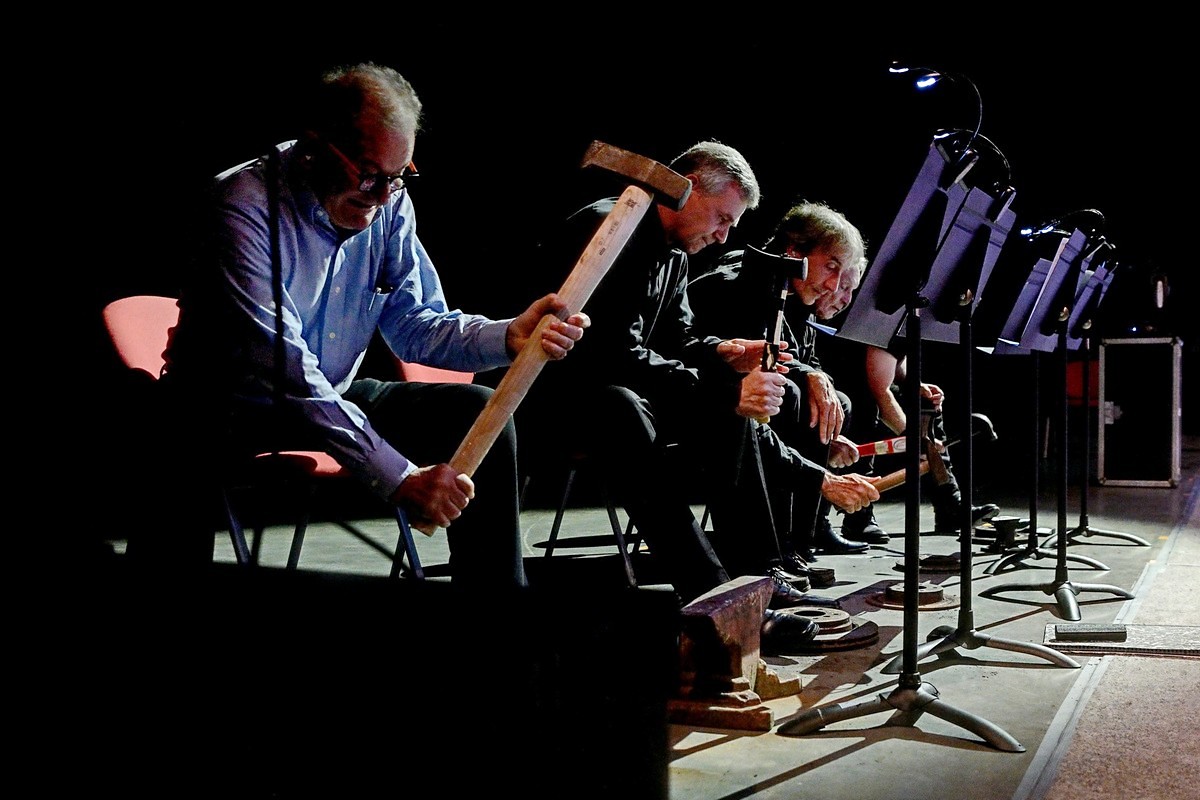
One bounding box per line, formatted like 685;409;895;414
396;359;474;384
102;295;180;379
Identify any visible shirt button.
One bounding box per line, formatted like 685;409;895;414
328;332;337;340
333;286;341;294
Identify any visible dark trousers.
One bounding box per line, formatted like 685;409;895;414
345;379;526;588
139;377;526;588
716;377;848;561
705;378;832;575
705;420;788;577
564;384;731;605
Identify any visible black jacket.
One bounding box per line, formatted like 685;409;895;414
688;249;823;376
533;198;740;416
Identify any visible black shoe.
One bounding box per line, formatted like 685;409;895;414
767;568;811;609
760;609;819;654
934;503;1002;532
767;564;810;593
777;551;836;589
812;516;869;555
841;506;890;544
792;593;842;610
794;545;818;563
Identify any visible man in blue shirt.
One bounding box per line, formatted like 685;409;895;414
159;62;588;586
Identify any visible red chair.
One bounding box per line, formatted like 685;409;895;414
101;295;423;578
395;359;475;385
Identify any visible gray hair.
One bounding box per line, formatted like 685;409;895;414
669;140;761;210
305;62;423;147
766;200;866;278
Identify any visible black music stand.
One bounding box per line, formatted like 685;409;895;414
981;230;1111;576
1049;255;1150;548
878;179;1078;674
979;227;1134;620
779;140;1023;751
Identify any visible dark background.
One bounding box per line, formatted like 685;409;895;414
72;17;1191;502
34;19;1187;779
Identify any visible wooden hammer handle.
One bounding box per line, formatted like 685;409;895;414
873;458;930;493
412;184;655;535
872;433;958;494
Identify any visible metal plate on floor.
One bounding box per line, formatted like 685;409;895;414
771;607;879;652
866;580;960;610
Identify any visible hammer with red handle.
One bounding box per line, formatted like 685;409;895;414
410;141;693;535
870;413;997;494
857;435;907;456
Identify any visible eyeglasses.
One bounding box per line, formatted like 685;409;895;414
323;139;419;194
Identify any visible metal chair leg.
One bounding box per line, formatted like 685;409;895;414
222;489;253;566
392;507;424;580
600;484;637;588
544;466;578;558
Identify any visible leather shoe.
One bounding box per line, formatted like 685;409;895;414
761;609;819;654
841;505;890;544
793;593;842;609
794;545;819;563
934;503;1001;533
767;564;810;593
768;568;812;609
812;516;869;555
777;551;836;588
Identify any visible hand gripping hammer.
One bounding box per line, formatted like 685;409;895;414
413;141;692;535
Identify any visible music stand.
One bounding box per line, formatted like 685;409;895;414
1049;254;1151;547
981;230;1112;576
779;140;1023;751
979;228;1134;620
878;181;1079;674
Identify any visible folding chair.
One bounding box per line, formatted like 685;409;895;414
101;295;423;578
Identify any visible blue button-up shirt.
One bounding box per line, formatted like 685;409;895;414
166;141;514;500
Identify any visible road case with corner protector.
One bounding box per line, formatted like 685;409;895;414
1097;337;1182;487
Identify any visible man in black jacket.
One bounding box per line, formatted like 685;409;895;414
521;144;878;653
688;201;881;580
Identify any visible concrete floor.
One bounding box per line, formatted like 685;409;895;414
199;437;1200;800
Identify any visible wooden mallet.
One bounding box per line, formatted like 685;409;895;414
871;412;997;493
412;141;692;535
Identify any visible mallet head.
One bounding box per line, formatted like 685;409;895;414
580;141;692;211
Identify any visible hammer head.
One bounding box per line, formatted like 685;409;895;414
970;412;998;442
580;141;692;211
743;245;808;280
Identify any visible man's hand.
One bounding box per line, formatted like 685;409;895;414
506;293;591;360
819;472;880;514
919;382;945;412
390;465;475;529
737;370;788;419
806;370;843;444
717;338;792;374
827;434;861;469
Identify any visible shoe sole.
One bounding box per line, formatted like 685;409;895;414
842;532;890;544
772;571;812;592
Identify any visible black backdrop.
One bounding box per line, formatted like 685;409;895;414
83;22;1192;329
73;18;1193;512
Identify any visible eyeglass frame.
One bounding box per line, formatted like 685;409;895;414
321;138;419;194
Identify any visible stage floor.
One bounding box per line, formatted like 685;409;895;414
97;437;1200;799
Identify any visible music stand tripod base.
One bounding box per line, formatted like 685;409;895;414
777;678;1025;752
